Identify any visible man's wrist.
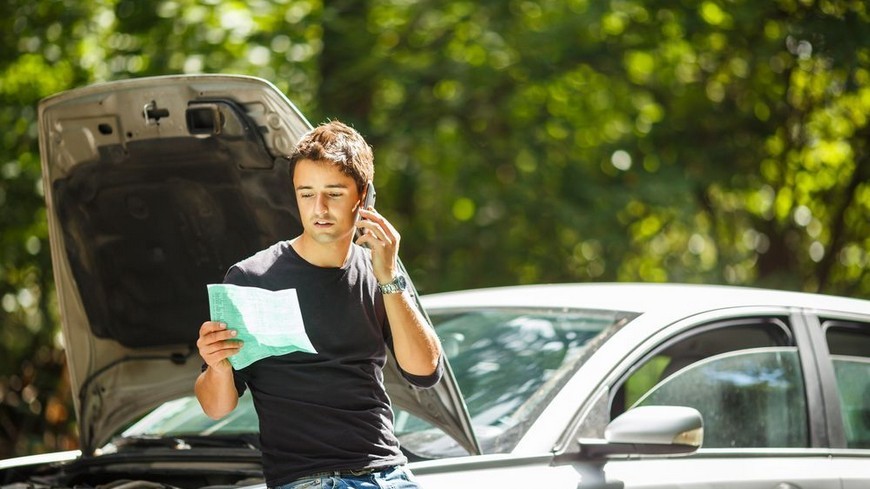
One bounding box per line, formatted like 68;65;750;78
378;274;408;294
208;359;234;374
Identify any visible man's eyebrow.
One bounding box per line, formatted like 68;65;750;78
295;183;351;190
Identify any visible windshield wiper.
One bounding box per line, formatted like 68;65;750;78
111;434;260;451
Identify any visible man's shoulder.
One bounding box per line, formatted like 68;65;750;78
233;241;291;275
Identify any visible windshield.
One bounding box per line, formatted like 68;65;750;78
395;307;631;457
120;392;259;439
114;307;633;458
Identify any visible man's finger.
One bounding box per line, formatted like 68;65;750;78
359;209;399;245
205;340;243;357
200;320;227;336
200;328;238;348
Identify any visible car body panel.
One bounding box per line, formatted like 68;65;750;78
36;74;478;455
411;456;580;487
602;454;841;489
419;283;869;319
411;453;843;488
0;451;81;472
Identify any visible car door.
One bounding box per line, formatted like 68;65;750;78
570;308;839;488
803;313;870;489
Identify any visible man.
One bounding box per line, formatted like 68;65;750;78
195;121;442;489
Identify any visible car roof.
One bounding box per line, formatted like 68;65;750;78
420;282;870;317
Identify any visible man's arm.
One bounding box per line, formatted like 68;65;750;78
195;321;243;419
357;208;442;376
383;292;442;376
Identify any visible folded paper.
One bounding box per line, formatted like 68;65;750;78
207;284;316;369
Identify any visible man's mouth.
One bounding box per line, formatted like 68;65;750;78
314;220;333;227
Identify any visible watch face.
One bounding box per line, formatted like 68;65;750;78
381;274;407;293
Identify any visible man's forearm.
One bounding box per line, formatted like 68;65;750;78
384;293;442;376
195;365;239;419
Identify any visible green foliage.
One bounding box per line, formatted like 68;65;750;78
0;0;93;457
361;0;869;295
1;0;868;456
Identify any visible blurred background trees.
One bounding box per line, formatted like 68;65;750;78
1;0;868;457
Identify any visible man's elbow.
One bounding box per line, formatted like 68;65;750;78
398;356;440;377
202;404;234;420
411;340;442;374
400;354;444;389
196;393;238;420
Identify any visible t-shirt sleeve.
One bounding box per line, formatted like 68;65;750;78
223;264;251;286
398;352;444;389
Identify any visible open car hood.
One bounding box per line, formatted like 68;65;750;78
37;74;479;456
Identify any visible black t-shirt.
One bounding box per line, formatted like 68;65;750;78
221;241;441;486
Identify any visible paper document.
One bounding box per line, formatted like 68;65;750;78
207;284;317;369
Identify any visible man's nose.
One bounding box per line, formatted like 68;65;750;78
314;193;328;214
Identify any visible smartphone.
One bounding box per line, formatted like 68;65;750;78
362;181;376;211
356;181;376;242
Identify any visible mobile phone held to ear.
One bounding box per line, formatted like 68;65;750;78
362;181;376;211
356;181;376;242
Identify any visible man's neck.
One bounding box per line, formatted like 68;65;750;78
290;234;353;268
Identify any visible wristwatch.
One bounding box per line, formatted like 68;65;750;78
378;274;408;294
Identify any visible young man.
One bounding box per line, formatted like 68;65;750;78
194;121;442;489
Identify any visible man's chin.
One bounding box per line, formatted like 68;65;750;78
307;229;353;245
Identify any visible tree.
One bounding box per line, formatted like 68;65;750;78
0;0;95;457
356;0;869;295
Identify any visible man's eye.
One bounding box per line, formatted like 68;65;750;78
299;193;313;199
329;193;343;198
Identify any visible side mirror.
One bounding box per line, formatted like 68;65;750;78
577;406;703;459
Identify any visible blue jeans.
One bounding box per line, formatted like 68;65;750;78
274;466;421;489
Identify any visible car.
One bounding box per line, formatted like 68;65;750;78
411;284;870;487
1;74;868;488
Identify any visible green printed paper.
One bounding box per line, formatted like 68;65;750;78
207;284;317;369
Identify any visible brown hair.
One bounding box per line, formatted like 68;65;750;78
288;120;373;192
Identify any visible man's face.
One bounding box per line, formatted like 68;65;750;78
293;158;362;245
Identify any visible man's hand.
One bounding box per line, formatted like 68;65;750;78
195;321;242;419
197;321;243;371
355;207;400;284
355;208;442;377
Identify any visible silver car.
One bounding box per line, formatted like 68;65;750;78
411;284;870;487
1;75;868;489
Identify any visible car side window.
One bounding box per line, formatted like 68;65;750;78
824;320;870;449
610;318;809;448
